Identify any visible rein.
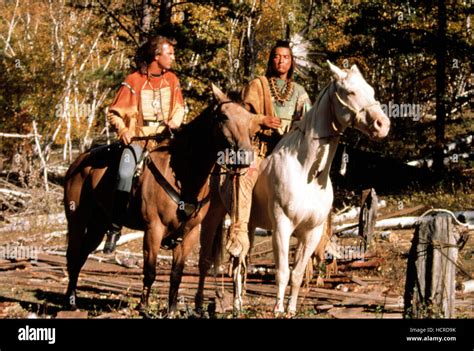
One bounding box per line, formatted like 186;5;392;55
146;156;210;218
213;163;249;177
143;100;241;220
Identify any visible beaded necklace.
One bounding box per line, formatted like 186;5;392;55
269;77;294;106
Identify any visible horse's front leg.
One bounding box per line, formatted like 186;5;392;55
168;225;200;317
272;216;293;315
138;220;165;316
195;198;226;315
287;225;324;315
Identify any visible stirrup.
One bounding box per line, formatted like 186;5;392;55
103;230;121;254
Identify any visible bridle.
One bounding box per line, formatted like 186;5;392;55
331;82;381;132
296;81;380;140
213;100;251;176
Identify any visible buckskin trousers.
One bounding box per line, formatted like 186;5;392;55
226;155;263;258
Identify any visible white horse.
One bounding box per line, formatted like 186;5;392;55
196;61;390;316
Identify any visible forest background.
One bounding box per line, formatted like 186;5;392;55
0;0;472;197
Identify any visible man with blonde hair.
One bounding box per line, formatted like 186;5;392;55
104;36;185;253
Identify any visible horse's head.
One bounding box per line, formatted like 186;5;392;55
211;84;254;167
328;61;390;140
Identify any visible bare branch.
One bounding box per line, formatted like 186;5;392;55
96;0;139;47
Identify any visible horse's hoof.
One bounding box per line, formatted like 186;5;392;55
138;309;152;319
66;303;77;311
286;310;297;318
274;311;285;318
194;307;209;319
136;304;152;319
273;303;285;317
232;308;244;319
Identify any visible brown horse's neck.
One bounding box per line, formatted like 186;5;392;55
168;108;222;202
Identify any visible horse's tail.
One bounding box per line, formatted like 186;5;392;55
305;211;333;285
314;211;333;264
63;152;90;243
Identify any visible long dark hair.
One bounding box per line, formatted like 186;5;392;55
135;36;177;75
265;40;295;80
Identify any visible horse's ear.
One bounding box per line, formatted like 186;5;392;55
350;64;361;75
212;83;229;103
327;60;347;81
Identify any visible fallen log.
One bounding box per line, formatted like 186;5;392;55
333;200;387;224
338;259;383;270
0;188;32;198
0;213;66;233
0;261;32;271
336;217;420;236
336;210;474;238
454;211;474;225
377;205;428;221
350;276;368;287
56;311;88;319
0;132;39;138
461;280;474;294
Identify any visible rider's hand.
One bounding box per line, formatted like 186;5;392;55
120;129;133;145
163;120;178;130
262;116;281;129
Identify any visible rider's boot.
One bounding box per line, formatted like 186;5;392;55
104;190;129;254
226;222;250;258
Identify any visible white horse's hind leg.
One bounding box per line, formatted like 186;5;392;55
287;225;324;314
272;216;293;314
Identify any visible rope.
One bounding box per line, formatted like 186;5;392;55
418;208;471;228
415;238;472;280
415;210;472;279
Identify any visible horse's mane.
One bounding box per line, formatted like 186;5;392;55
170;96;244;150
164;103;221;160
173;104;214;142
298;81;333;133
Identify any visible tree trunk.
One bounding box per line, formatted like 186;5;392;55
159;0;173;28
434;0;447;174
140;0;152;43
358;188;378;250
243;1;260;80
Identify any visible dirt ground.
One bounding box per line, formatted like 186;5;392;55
0;196;473;319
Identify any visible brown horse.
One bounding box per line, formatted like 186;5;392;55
64;85;255;315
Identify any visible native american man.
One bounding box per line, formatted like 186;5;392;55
226;40;312;258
